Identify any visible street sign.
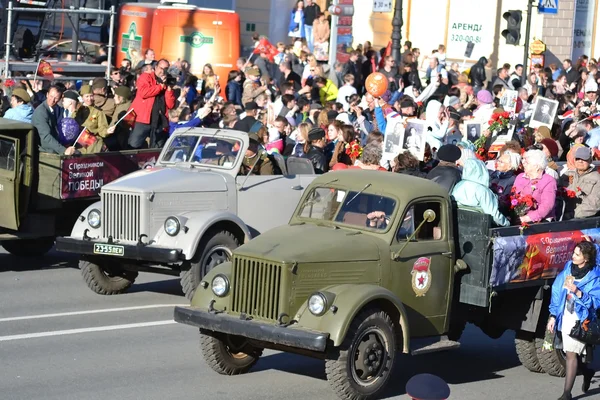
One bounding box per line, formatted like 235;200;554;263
328;5;354;16
538;0;558;14
373;0;393;12
530;39;546;54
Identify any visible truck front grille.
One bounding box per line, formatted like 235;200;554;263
102;192;141;242
231;256;282;321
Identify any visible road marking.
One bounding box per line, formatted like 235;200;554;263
0;320;177;342
0;304;187;323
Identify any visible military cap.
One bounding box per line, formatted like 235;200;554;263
63;90;80;102
248;132;260;143
405;373;450;400
12;88;30;103
79;85;93;95
114;86;132;101
92;77;108;90
246;67;260;76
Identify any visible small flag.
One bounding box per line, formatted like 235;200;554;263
558;110;574;120
75;128;97;148
379;41;392;69
590;113;600;120
252;38;279;62
37;60;54;80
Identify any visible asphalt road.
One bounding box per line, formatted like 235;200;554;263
2;246;600;400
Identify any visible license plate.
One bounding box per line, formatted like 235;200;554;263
93;243;125;256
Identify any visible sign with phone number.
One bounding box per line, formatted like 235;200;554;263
449;33;482;44
446;0;493;60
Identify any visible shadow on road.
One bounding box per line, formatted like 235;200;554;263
252;325;527;398
128;278;185;297
0;249;78;272
576;386;600;399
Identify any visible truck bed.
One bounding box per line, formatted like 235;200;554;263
456;209;600;307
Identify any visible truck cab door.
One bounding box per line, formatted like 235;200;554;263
0;134;20;230
389;199;454;337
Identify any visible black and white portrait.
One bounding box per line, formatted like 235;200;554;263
500;90;518;112
403;120;426;161
530;97;558;129
383;116;404;158
465;122;481;143
445;134;463;146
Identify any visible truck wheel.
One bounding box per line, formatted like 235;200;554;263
515;333;544;373
199;330;263;375
180;230;239;300
325;308;396;400
535;338;566;377
80;260;138;295
1;237;55;257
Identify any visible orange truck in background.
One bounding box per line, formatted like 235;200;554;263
116;2;240;84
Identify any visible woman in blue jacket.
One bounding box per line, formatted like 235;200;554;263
548;241;600;400
288;1;305;40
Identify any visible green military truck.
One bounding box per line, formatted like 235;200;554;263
174;170;592;399
0;118;159;256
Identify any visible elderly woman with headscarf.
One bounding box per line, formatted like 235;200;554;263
451;158;510;226
512;149;557;224
472;90;496;130
425;100;450;152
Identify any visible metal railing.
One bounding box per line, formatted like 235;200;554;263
3;1;115;79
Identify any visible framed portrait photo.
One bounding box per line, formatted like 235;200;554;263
383;115;405;159
463;121;482;143
403;119;427;161
500;90;518;112
530;97;559;129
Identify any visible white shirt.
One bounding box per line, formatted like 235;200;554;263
337;84;357;111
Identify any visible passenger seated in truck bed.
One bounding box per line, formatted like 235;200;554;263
452;158;510;227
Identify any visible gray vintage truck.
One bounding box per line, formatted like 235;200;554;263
56;128;316;299
0;118;159;256
174;170;588;400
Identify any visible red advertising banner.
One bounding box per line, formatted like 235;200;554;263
60;151;161;200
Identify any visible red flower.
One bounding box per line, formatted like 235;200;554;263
3;79;15;88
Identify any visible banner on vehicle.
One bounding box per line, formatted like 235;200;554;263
60;151;160;199
490;228;600;287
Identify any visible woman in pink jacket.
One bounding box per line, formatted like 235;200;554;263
512;149;557;223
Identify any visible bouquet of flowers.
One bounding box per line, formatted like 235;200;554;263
510;187;537;232
488;111;511;135
558;187;578;200
345;140;362;160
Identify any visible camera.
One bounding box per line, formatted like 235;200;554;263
583;100;592;107
165;74;177;87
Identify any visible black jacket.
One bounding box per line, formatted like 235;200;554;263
305;145;328;174
304;4;321;26
426;164;462;192
469;57;488;89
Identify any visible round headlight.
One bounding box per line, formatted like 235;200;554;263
308;293;327;316
87;209;101;228
164;217;180;236
211;275;229;297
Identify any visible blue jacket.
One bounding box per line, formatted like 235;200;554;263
169;116;202;136
226;80;243;107
550;258;600;331
451;158;509;227
288;10;305;37
3;103;34;123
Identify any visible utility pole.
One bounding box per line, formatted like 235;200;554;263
521;0;534;85
391;0;403;62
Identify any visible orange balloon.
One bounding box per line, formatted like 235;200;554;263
365;72;389;98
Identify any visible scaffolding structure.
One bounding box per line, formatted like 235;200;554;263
2;1;115;80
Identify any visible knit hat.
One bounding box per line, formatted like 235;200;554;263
540;138;559;158
114;86;132;101
12;88;30;103
381;90;392;103
436;144;462;162
476;90;493;104
537;126;552;140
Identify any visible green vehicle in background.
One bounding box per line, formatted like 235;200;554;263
0;118;159;256
175;170;583;399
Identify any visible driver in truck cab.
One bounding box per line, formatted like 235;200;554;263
239;133;275;176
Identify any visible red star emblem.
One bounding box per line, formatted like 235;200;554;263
418;275;425;287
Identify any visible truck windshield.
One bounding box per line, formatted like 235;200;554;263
298;187;397;231
161;135;242;169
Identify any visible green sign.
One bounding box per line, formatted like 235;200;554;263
179;32;215;49
121;22;142;54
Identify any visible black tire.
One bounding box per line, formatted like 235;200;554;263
447;317;467;342
536;337;566;377
80;260;138;295
1;237;55;257
180;230;239;300
515;333;544;373
199;330;263;375
325;308;397;400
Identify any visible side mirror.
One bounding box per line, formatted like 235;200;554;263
391;209;437;261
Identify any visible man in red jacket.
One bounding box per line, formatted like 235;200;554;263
128;59;176;148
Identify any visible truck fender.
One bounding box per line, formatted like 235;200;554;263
153;210;252;260
294;284;411;353
68;201;103;238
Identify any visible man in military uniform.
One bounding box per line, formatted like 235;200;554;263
77;84;110;154
92;78;116;122
106;86;133;150
239;133;275;175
